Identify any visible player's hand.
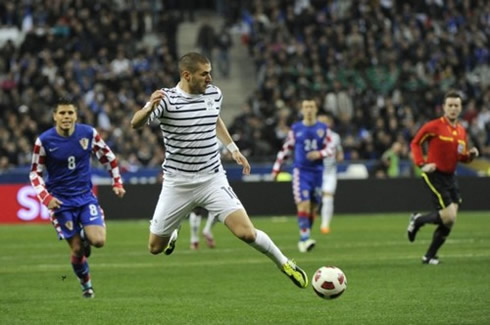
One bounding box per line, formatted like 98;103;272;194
468;147;479;161
113;186;126;198
421;163;436;173
148;90;165;111
307;151;322;160
271;170;279;181
231;151;251;175
47;197;63;210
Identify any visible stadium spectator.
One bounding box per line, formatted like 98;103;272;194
227;0;489;168
195;18;216;63
215;23;233;78
0;1;489;173
0;1;181;171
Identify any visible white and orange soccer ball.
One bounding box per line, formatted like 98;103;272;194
312;266;347;299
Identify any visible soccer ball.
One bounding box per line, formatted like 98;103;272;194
312;266;347;299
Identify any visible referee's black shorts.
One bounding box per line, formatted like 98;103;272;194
421;170;462;210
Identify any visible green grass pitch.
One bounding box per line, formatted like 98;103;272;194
1;212;489;324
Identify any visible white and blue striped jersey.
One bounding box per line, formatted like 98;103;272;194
148;84;223;176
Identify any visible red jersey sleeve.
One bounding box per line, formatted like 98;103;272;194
410;121;437;166
29;137;54;206
91;129;123;188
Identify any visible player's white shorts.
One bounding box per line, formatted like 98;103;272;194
322;169;337;194
149;172;244;236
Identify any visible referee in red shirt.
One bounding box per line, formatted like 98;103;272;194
407;90;479;264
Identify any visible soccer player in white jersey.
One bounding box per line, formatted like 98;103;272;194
130;52;308;288
317;113;343;234
30;98;126;298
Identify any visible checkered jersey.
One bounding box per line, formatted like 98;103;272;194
29;124;122;206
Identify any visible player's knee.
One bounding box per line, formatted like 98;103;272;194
444;216;456;228
440;207;457;227
91;238;105;248
236;228;256;243
71;245;84;256
148;244;163;255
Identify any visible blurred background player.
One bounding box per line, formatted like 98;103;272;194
189;207;217;250
272;99;332;253
29;98;126;298
408;90;479;264
317;113;343;234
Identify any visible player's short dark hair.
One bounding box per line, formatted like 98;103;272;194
443;90;463;104
178;52;210;74
300;98;317;107
54;97;77;112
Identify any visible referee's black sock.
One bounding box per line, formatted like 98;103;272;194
417;211;441;226
425;224;451;258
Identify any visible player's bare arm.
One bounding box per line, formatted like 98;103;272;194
131;90;165;129
216;117;250;175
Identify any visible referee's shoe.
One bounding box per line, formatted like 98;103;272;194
407;213;422;242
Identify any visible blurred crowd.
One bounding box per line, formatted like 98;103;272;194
228;0;490;176
1;0;489;178
0;0;186;172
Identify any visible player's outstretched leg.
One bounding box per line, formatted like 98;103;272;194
281;259;308;288
164;227;180;255
249;229;308;288
189;211;201;250
202;230;216;248
320;195;334;234
202;213;217;248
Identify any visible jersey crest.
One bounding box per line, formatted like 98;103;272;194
206;98;215;110
317;129;325;138
65;221;73;231
79;138;89;150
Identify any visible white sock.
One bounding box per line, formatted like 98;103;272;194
321;196;334;228
203;213;217;235
189;212;201;243
249;229;288;267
